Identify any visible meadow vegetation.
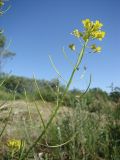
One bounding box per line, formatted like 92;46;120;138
0;74;120;160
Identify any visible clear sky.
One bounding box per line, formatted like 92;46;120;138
0;0;120;91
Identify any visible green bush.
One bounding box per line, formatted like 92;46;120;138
0;90;12;100
110;91;120;103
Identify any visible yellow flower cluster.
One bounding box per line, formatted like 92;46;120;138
73;18;105;41
91;44;101;53
82;19;103;31
70;19;106;53
91;31;105;41
7;139;24;150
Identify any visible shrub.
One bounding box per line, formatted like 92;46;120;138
110;91;120;103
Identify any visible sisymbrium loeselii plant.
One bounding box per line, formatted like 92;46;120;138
20;18;106;159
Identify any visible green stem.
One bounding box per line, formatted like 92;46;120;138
63;40;88;97
20;40;88;160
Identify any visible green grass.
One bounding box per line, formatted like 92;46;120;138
0;99;120;160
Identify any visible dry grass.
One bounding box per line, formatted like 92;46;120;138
0;100;72;139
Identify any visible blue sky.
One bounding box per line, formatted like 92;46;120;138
0;0;120;91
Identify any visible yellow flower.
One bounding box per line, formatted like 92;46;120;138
82;19;93;30
92;20;103;31
7;139;24;150
95;46;102;52
72;29;83;38
91;44;102;52
69;44;76;51
91;44;97;50
92;31;106;40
